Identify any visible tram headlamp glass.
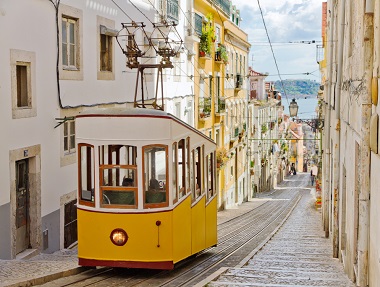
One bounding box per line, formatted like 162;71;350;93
110;228;128;246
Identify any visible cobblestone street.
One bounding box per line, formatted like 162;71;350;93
207;174;355;286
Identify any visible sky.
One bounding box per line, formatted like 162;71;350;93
233;0;323;83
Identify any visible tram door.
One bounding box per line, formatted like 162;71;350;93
16;159;30;254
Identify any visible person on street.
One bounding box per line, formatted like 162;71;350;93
310;164;318;186
290;163;296;175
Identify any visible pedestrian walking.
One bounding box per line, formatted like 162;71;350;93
310;170;315;186
310;164;318;186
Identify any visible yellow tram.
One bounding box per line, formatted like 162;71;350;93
76;108;217;269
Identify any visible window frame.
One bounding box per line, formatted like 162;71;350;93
97;16;116;80
100;33;113;72
142;144;169;208
78;143;95;207
61;16;78;70
172;142;178;204
98;144;138;209
10;49;36;119
99;165;138;209
59;4;83;80
63;120;76;155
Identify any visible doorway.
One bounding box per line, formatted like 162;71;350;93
64;199;77;248
15;159;30;254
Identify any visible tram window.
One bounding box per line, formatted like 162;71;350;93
99;145;138;208
78;144;95;206
186;137;190;194
206;152;215;200
172;143;178;203
190;149;195;199
194;146;203;198
178;139;186;198
143;145;168;207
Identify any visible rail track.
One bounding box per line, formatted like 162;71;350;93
40;177;309;287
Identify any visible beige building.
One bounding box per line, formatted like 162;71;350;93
320;1;380;286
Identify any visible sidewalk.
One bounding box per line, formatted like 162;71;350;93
205;189;355;286
0;197;269;287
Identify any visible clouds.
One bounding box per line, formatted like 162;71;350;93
233;0;322;81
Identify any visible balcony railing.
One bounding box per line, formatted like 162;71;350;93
199;97;212;119
213;0;231;16
215;97;226;114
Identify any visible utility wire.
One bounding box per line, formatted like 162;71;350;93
111;0;133;21
256;0;289;107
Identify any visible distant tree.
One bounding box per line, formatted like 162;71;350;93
274;79;320;98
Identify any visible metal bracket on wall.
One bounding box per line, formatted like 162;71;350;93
54;116;75;129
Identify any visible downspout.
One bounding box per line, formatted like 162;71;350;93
357;2;373;285
332;0;345;259
323;0;335;237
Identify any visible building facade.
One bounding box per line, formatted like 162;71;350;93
0;0;155;259
320;1;380;286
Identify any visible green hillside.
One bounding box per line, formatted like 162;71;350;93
274;79;320;98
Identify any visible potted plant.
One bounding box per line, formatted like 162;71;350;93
199;33;210;57
216;146;228;168
216;43;228;63
261;123;268;134
199;13;215;57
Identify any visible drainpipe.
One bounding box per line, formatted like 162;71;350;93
332;0;345;259
323;0;335;237
357;3;373;286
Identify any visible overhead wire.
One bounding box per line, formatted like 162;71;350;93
256;0;289;107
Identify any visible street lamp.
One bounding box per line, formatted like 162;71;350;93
289;99;299;118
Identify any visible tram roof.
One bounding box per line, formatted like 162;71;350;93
76;107;216;145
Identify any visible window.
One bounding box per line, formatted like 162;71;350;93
143;145;168;207
172;143;178;203
78;144;95;207
62;17;77;69
216;76;220;98
16;64;29;108
209;75;213;98
193;146;203;199
64;120;75;154
100;33;112;72
99;145;138;208
173;55;181;82
178;139;186;198
97;17;115;80
59;4;83;80
215;26;221;43
11;49;36;119
206;152;215;200
160;0;179;23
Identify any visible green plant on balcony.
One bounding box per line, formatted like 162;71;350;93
261;123;268;133
281;142;289;153
199;14;215;57
216;43;228;63
199;97;211;118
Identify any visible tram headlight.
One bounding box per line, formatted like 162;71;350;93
110;228;128;246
